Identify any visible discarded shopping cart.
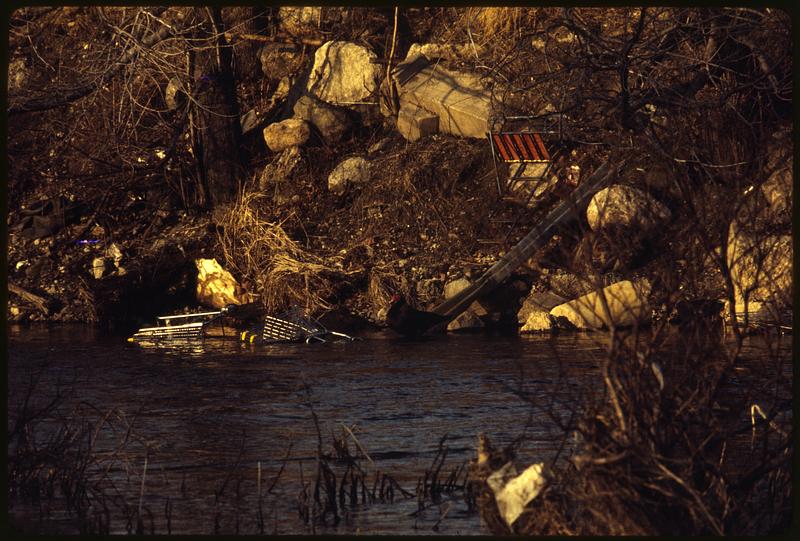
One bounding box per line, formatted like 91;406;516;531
241;307;359;344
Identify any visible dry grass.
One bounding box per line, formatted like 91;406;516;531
216;191;342;314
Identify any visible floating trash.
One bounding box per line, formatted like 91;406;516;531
241;307;359;344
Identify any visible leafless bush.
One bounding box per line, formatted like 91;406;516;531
215;190;351;314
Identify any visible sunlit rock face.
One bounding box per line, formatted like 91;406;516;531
550;279;651;329
195;258;250;310
293;94;351;143
586;184;671;233
726;223;792;319
307;41;381;105
327;156;371;195
262;118;311;152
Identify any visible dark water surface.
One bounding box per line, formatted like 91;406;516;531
7;325;789;535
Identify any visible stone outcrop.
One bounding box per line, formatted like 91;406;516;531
195;258;250;310
262;118;311;152
586;184;671;233
520;311;556;333
517;291;565;332
293;94;351;143
307;41;381;104
550;279;652;329
726;222;791;320
396;102;439;142
327;156;371;195
393;56;495;139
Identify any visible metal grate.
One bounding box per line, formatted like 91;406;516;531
491;132;550;163
260;308;328;343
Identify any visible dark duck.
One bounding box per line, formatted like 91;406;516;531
385;294;449;337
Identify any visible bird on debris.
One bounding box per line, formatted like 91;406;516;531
385;294;449;337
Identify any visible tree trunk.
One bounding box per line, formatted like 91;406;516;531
190;7;242;207
222;7;269;82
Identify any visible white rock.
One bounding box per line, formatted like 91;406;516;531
444;278;472;299
726;222;791;315
105;243;123;267
586;184;671;232
550;279;652;329
263;118;311;152
520;311;554;333
195;258;251;309
307;41;381;104
327;156;371;195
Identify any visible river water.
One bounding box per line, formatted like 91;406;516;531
6;324;791;535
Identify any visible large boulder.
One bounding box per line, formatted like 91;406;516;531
327;156;371;195
292;94;351;143
550;279;652;329
586;184;671;233
726;222;791;319
262;118;311;152
394;56;496;139
307;41;381;105
517;291;565;326
396;102;439;142
195;258;251;310
447;310;484;332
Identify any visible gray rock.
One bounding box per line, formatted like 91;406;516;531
105;243;123;267
586;184;671;233
520;311;554;333
416;278;443;301
444;277;472;299
394;57;495;139
550;279;652;329
406;43;483;62
8;58;26;93
293;94;351;143
263;118;311;152
397;102;439;142
517;291;566;325
447;310;484;332
307;41;381;104
328;156;371;194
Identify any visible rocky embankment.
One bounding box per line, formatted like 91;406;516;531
7;7;792;334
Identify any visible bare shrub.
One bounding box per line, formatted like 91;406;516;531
215;191;347;314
